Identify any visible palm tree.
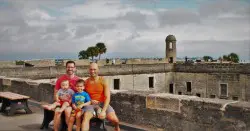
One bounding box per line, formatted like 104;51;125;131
203;56;213;62
86;46;99;61
228;53;239;63
78;50;89;59
222;55;229;61
96;42;107;60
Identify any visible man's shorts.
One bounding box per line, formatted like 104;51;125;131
83;103;115;115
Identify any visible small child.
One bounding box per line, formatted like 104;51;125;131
68;79;91;131
42;80;74;112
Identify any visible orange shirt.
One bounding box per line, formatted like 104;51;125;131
85;77;105;102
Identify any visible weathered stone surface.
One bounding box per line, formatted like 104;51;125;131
0;63;250;102
111;92;250;131
147;93;180;112
146;96;155;108
10;79;29;94
2;78;12;86
0;77;3;91
38;83;54;102
1;63;249;78
214;118;247;131
25;80;40;100
223;102;250;130
0;77;249;131
181;98;223;125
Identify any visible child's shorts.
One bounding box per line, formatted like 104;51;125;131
71;109;82;117
59;101;70;106
56;100;70;108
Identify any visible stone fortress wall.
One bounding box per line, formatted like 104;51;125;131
0;63;249;102
1;63;249;78
0;58;167;68
0;61;22;68
0;77;249;131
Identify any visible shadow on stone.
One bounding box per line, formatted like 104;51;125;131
19;123;48;131
1;109;34;116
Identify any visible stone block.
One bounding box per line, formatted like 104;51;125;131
224;101;250;130
155;97;179;112
27;82;40;100
146;93;180;113
10;79;29;94
2;78;11;86
146;96;155;108
214;118;247;131
38;83;54;103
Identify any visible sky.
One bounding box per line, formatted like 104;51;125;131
0;0;249;61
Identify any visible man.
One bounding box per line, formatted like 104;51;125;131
53;60;79;131
82;63;120;131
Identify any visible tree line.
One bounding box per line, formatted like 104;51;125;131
203;52;239;63
78;44;240;63
78;42;107;61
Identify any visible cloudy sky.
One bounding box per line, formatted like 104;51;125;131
0;0;249;61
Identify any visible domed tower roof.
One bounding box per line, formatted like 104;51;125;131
165;35;176;42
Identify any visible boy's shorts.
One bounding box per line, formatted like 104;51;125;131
59;101;69;106
59;101;70;106
71;109;82;117
55;100;70;108
83;103;115;116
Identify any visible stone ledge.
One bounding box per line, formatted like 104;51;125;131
145;93;243;114
146;93;182;113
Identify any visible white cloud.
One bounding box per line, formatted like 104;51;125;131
0;0;249;60
27;9;55;20
63;0;127;19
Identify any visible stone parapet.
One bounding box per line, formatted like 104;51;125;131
111;91;250;131
0;77;249;130
0;63;249;79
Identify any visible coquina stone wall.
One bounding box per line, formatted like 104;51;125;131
0;77;249;131
0;63;249;101
0;63;249;79
0;59;167;68
164;73;250;101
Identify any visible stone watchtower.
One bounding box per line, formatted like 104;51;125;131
165;35;177;63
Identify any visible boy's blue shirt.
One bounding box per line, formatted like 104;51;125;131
72;91;91;106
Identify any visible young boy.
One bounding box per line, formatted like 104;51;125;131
68;79;91;131
42;80;74;112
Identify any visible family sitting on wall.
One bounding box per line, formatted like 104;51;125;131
42;61;120;131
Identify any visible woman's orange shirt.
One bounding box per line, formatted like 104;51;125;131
85;77;105;102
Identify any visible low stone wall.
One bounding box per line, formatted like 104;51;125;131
25;59;55;67
0;63;250;79
0;77;249;131
111;92;250;131
174;63;250;74
0;77;54;103
0;61;18;68
0;58;166;69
